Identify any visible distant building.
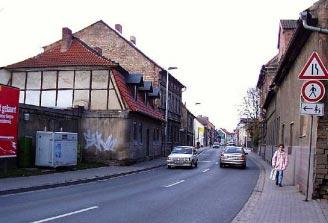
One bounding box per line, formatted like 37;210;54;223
180;103;195;146
194;118;205;147
216;129;226;145
196;115;215;146
236;118;252;147
220;128;235;145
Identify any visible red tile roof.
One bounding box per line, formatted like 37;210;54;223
112;69;164;121
6;38;114;69
6;37;163;121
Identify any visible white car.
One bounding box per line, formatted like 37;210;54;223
167;146;198;169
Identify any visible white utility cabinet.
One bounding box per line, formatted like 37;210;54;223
36;131;78;167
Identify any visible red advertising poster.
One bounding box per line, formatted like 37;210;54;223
0;85;19;158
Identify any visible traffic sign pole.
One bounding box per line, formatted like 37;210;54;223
299;51;327;201
305;115;313;202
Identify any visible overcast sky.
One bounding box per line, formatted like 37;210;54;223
0;0;317;131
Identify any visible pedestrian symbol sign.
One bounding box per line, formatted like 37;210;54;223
299;52;328;80
301;80;325;103
300;102;324;116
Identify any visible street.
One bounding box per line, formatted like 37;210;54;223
0;148;259;223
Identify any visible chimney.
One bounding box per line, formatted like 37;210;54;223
130;36;136;45
115;24;122;34
61;27;72;52
94;47;102;56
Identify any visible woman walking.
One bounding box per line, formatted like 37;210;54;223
272;144;288;187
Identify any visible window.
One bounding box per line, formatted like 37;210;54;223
26;72;41;89
42;71;57;89
57;90;73;108
73;90;89;108
25;91;40;106
144;92;148;105
75;71;90;89
153;128;160;141
289;123;294;155
41;91;56;107
133;122;137;141
92;70;108;89
134;86;137;101
91;90;107;110
12;72;26;89
281;124;285;145
139;123;143;143
58;71;74;89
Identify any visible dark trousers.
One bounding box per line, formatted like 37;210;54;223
275;170;283;185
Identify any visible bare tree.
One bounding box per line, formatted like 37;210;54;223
239;87;260;147
240;87;260;120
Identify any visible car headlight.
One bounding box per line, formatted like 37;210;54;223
167;157;172;161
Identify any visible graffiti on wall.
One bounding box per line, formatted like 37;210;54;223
83;130;117;151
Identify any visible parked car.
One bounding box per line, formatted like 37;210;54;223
167;146;198;169
212;142;220;149
219;146;247;169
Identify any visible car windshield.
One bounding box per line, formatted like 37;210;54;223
224;147;243;154
171;147;192;154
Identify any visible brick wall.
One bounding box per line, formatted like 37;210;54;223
44;21;162;87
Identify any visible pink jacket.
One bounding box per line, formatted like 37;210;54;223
272;150;288;170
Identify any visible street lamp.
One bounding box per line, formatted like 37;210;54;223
164;66;177;156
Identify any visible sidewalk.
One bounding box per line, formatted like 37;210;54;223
0;157;166;196
232;152;328;223
0;146;209;196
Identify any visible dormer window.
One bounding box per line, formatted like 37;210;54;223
138;81;153;106
126;73;144;101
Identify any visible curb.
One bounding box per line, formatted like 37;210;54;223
231;152;266;223
0;163;166;196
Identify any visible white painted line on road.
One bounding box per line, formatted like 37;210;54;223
164;180;185;188
30;206;99;223
215;162;218;165
198;161;212;163
202;168;210;173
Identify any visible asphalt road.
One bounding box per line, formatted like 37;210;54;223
0;148;259;223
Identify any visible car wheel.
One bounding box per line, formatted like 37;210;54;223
167;165;171;169
242;164;246;169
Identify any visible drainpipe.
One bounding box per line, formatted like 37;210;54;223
300;11;328;34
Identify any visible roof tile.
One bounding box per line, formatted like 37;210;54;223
6;38;113;69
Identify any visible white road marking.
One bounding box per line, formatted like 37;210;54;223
30;206;99;223
164;180;185;188
198;161;212;163
202;168;210;173
215;162;218;165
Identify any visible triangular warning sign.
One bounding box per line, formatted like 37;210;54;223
299;52;328;80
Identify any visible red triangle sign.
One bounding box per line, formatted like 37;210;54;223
299;52;328;80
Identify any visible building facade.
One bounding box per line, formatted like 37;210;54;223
257;0;328;199
180;103;195;146
43;21;184;154
0;30;164;165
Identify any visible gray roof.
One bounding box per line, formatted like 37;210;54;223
138;81;153;91
126;73;143;85
280;20;298;29
148;87;160;98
